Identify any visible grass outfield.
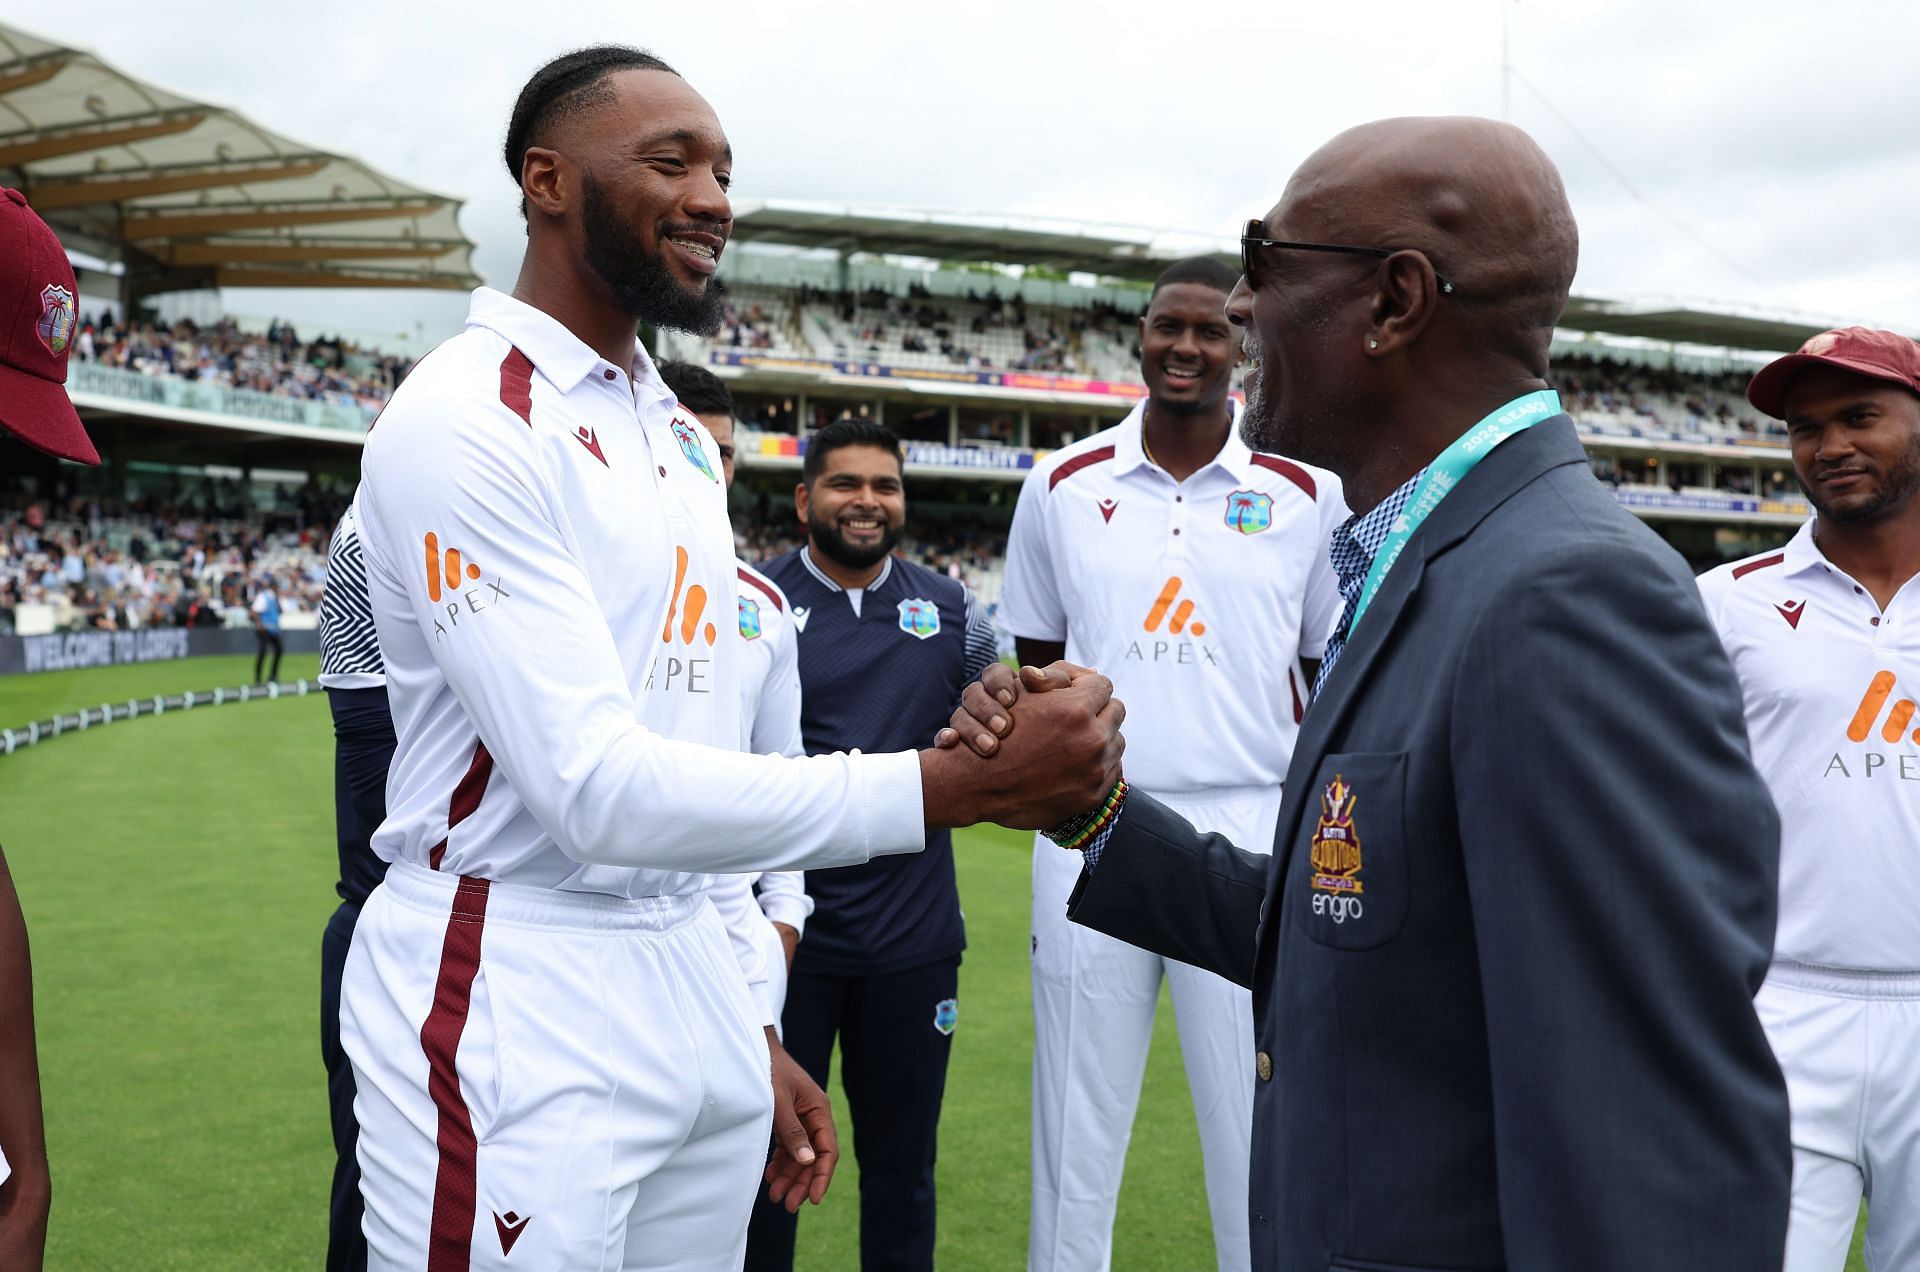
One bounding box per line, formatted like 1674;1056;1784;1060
0;658;1868;1269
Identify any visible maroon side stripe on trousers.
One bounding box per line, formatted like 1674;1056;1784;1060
421;874;491;1271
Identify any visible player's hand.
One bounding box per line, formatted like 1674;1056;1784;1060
0;1166;51;1271
773;922;799;969
920;667;1124;830
764;1030;838;1212
934;661;1095;756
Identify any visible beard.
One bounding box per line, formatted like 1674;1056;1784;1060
809;507;900;572
1239;362;1285;453
1802;431;1920;523
580;172;727;336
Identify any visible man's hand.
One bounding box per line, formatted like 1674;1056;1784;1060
773;922;799;969
934;662;1087;756
764;1028;837;1212
920;662;1124;830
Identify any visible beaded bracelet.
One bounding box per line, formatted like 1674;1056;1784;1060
1043;778;1129;851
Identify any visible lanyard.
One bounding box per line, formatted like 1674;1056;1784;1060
1349;389;1562;632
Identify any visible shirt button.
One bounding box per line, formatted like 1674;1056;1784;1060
1173;528;1182;536
1872;616;1882;626
1256;1051;1273;1082
604;369;617;381
1855;586;1865;595
658;465;667;477
1175;495;1183;503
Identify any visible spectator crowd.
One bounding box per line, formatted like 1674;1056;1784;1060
0;492;340;637
73;310;411;414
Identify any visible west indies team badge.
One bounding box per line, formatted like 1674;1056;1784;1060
1225;489;1274;535
36;283;76;357
932;997;959;1036
898;597;940;640
737;594;763;641
669;415;718;482
1309;774;1364;895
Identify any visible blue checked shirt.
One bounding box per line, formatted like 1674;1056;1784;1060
1082;469;1426;871
1313;468;1426;699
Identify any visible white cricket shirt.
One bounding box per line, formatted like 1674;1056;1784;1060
1699;519;1920;971
727;558;811;934
998;401;1347;793
355;288;923;899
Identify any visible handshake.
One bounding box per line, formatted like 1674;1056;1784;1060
917;662;1127;833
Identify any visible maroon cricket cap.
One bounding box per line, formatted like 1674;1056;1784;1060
1747;325;1920;422
0;187;99;465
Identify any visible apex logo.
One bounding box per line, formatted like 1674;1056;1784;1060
1775;599;1807;629
425;532;480;603
648;546;717;695
1125;577;1220;666
1143;577;1206;637
1098;498;1118;524
493;1210;531;1256
1847;671;1920;745
661;546;718;647
423;533;511;641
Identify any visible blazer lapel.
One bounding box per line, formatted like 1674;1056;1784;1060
1262;416;1590;894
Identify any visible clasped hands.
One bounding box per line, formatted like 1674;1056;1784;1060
919;661;1125;831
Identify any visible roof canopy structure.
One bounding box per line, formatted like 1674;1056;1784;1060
0;20;479;302
731;200;1901;357
730;199;1237;284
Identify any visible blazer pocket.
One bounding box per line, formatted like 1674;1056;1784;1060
1294;751;1409;951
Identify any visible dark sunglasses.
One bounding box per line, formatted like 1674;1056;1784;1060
1240;220;1458;297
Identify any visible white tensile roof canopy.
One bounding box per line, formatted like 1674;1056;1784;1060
0;20;479;302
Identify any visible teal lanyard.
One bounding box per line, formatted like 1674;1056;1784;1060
1349;389;1562;632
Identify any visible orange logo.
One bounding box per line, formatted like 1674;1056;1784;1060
425;532;482;603
662;546;718;647
1143;577;1207;637
1847;671;1920;745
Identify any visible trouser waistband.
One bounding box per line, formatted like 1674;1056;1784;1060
378;861;709;935
1767;959;1920;1000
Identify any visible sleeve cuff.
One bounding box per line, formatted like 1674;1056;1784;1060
859;749;927;858
749;977;777;1028
758;886;813;933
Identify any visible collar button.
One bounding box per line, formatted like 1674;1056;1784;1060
604;369;617;381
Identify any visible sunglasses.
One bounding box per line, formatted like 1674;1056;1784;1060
1240;220;1458;297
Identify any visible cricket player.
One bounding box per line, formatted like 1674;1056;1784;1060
1699;326;1920;1272
998;256;1345;1272
339;46;1120;1271
660;358;812;1024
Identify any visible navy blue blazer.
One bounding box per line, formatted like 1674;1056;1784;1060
1068;416;1790;1271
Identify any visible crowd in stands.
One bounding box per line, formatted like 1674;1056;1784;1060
1552;353;1785;442
0;491;341;637
73;310;410;413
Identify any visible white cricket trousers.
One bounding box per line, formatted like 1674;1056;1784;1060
1030;784;1282;1272
341;863;774;1271
1760;961;1920;1272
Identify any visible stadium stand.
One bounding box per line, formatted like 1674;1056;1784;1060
72;311;410;413
0;494;338;636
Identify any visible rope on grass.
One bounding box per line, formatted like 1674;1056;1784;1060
0;679;320;759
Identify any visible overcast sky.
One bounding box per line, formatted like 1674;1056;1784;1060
17;0;1920;344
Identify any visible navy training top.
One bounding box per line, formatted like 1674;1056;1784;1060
761;547;999;976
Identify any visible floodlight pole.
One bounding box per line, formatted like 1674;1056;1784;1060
1500;0;1512;122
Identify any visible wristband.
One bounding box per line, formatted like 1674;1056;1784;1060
1043;778;1128;852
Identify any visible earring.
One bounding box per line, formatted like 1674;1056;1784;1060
1368;339;1379;349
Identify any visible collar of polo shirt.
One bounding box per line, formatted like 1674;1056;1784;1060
1108;398;1250;481
465;287;673;409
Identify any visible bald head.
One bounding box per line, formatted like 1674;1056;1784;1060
1282;116;1578;369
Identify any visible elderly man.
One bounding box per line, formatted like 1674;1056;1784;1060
949;117;1791;1270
